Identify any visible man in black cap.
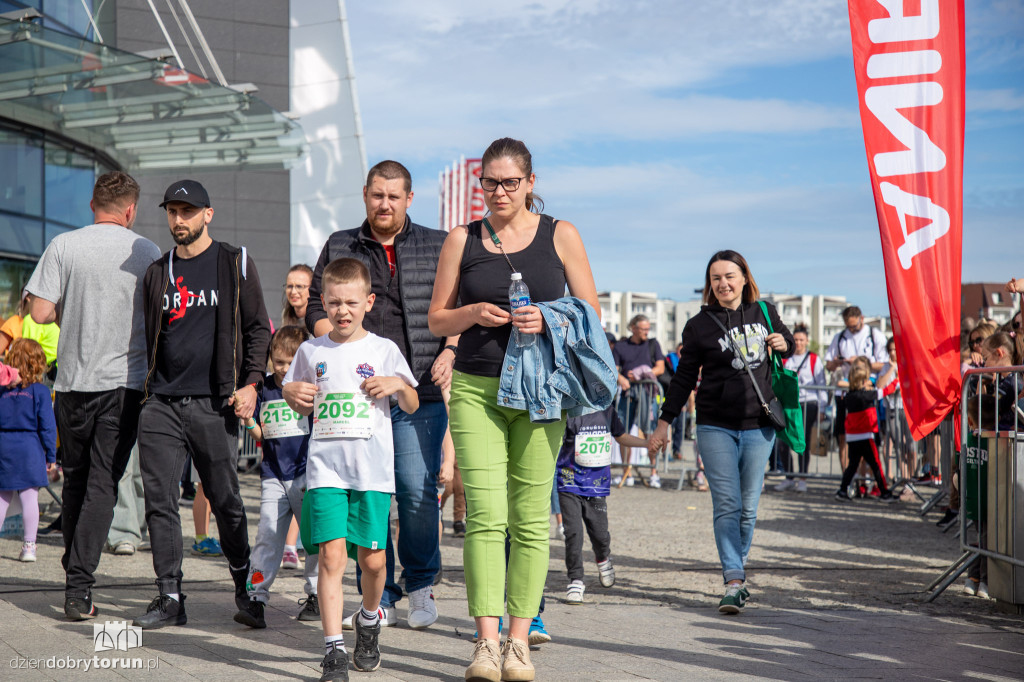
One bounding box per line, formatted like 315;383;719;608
133;179;271;629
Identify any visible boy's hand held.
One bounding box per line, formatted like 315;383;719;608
361;375;404;400
283;381;317;415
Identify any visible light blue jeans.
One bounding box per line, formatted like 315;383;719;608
696;425;775;583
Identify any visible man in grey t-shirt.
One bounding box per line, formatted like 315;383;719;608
26;171;161;621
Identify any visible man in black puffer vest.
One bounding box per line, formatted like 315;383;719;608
298;161;455;631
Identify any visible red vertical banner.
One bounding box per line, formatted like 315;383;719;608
848;0;964;440
466;158;485;221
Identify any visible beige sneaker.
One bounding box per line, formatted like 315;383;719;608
465;638;501;682
500;636;534;681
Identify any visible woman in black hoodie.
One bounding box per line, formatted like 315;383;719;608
649;250;793;614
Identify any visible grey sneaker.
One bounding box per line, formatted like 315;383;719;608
718;584;750;614
352;610;381;672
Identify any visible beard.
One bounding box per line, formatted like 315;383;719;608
369;212;405;238
172;224;204;246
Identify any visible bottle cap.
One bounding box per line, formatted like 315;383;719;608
510;272;522;281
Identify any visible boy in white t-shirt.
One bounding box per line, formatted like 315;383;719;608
282;258;418;681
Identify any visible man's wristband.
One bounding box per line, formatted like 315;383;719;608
444;344;458;356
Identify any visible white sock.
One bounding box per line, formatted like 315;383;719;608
359;606;380;626
284;544;297;554
325;634;345;654
166;593;180;602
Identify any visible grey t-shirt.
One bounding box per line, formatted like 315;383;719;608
25;223;161;392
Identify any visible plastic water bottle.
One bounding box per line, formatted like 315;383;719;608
509;272;535;347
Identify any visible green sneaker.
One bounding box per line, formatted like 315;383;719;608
718;584;749;614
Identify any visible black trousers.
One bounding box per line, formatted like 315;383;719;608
57;388;142;597
839;438;889;494
558;491;611;582
138;395;250;594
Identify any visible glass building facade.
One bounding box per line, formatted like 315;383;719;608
0;0;108;320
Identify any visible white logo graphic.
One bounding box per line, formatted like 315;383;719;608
93;621;143;652
175;187;188;195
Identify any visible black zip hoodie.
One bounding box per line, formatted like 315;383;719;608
660;300;794;431
142;241;271;401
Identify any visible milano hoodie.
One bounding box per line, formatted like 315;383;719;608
660;300;794;431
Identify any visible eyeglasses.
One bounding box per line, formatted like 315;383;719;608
479;177;525;192
284;284;309;291
969;337;983;346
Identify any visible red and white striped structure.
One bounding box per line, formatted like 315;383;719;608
438;156;486;232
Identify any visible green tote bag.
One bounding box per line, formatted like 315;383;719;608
758;301;806;453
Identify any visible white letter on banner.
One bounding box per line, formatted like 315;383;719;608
879;181;950;269
865;82;946;177
867;50;941;79
868;0;939;44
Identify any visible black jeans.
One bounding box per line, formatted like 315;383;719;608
57;388;143;597
138;395;250;594
558;492;611;582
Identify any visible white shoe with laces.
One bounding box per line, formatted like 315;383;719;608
795;479;808;493
774;479;796;492
649;473;662;489
406;585;438;629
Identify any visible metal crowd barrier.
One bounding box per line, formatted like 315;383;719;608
611;379;665;486
926;367;1024;605
238;424;262;472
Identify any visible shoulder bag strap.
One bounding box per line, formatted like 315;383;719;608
704;310;773;414
757;300;784;373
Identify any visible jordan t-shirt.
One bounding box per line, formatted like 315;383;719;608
151;245;219;396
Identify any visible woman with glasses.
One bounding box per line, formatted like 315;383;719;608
281;264;313;328
648;250;793;615
429;137;598;682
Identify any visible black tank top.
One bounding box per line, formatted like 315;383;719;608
455;214;567;377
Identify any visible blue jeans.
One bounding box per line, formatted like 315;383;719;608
696;425;775;584
358;400;447;605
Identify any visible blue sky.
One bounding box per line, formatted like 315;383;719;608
345;1;1023;318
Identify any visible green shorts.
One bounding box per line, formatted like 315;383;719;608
300;487;392;560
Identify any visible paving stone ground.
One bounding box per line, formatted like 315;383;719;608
2;443;1022;680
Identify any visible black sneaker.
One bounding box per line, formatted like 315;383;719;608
229;564;251;611
233;598;266;628
452;520;466;538
879;491;894;501
297;594;320;621
936;508;957;526
40;516;63;537
64;594;97;621
352;611;382;672
133;594;187;630
834;490;851;502
180;486;196;502
319;647;349;681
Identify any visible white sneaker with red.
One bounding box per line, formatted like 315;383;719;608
407;585;438;629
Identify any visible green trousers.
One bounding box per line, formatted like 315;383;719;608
449;371;565;618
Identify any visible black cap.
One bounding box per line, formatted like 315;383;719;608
159;180;211;208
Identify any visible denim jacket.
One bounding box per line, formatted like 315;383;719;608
497;297;618;423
